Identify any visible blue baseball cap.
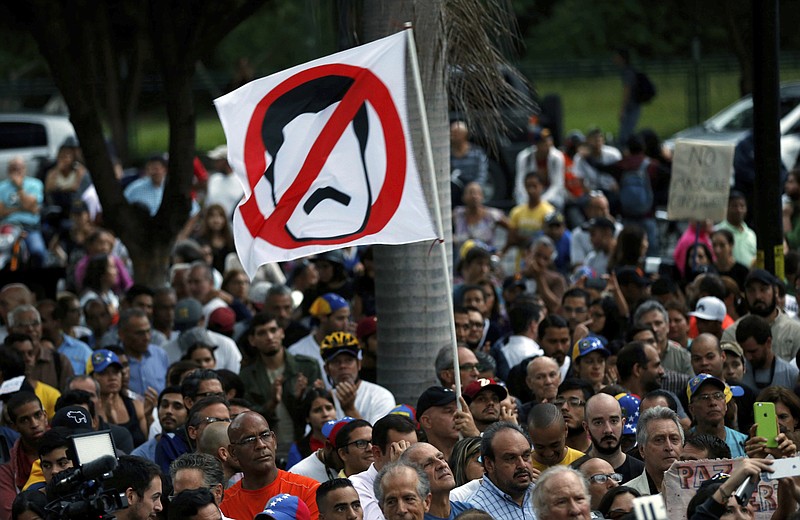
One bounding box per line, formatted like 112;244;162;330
572;336;609;362
255;494;311;520
87;349;123;374
309;293;349;318
687;373;743;404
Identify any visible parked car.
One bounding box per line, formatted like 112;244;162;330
665;82;800;170
0;113;76;179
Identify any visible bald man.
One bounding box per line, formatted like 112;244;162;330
581;393;644;483
578;457;620;510
197;420;240;488
0;284;33;341
528;403;585;471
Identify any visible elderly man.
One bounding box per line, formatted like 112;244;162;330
625;406;684;496
170;452;228;515
8;304;74;390
519;355;561;424
220;411;320;519
531;466;592;520
0;157;46;267
634;299;693;376
375;462;431;520
577;457;620;510
467;421;536;517
401;442;470;519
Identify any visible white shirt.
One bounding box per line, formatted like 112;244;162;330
205;171;244;217
500;336;543;373
162;329;242;373
333;380;396;425
350;464;384;520
514;146;566;209
450;478;482;502
288;450;336;483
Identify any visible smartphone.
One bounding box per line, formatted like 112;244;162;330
755;402;779;448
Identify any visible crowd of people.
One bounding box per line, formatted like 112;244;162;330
0;120;799;520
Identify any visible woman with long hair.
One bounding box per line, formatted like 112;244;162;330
79;254;121;315
286;388;338;470
194;204;235;274
90;349;148;447
609;224;647;270
448;436;483;487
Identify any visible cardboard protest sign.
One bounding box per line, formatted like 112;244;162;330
663;458;779;520
667;139;734;222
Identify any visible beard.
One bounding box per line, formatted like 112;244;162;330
567;426;585;438
589;429;621;455
749;295;777;317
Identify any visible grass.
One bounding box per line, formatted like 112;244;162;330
129;67;800;159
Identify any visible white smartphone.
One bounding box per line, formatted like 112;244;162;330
768;456;800;480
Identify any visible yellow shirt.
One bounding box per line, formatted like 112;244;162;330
509;200;555;268
35;381;61;419
530;446;585;472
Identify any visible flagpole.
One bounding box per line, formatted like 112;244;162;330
403;23;463;411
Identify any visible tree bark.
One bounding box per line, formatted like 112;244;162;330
362;1;452;404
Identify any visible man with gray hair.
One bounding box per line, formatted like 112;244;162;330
625;406;684;496
634;299;693;375
374;462;431;520
434;345;481;390
531;466;591;520
8;303;74;389
400;442;470;519
170;452;232;519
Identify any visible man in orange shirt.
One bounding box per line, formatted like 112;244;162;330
221;411;320;519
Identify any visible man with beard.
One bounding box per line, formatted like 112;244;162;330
528;403;585;471
467;422;536;517
617;341;665;399
132;386;188;461
462;378;510;433
554;378;594;453
735;315;799;390
105;455;164;520
686;374;747;458
240;313;320;458
723;269;800;362
578;393;644;483
401;442;470;520
625;407;683;496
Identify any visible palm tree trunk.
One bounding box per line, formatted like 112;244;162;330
362;1;452;405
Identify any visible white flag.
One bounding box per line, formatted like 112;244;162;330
214;31;437;277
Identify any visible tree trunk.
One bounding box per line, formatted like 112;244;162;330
362;1;452;405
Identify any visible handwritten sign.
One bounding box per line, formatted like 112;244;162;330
663;458;779;520
667;139;734;222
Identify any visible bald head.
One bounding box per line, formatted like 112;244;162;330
198;421;230;456
584;393;621;419
0;284;33;322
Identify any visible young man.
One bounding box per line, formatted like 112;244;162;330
105;455;164;520
317;478;364;520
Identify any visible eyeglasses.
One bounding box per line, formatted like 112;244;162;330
459;363;480;372
588;473;623;484
342;439;371;450
199;417;231;425
552;396;585;408
692;391;725;403
232;430;275;447
196;391;225;399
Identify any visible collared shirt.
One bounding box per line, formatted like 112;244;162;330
468;474;537;519
722;310;800;362
57;333;93;375
126;344;168;395
350;463;383;520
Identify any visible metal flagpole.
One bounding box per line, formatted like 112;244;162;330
403;23;464;410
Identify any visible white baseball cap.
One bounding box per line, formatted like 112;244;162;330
688;296;726;322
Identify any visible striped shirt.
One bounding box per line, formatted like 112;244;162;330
467;475;537;519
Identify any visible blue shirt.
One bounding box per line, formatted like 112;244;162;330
725;426;748;458
468;475;537;519
57;334;93;375
124;177;164;216
425;502;471;520
127;344;168;395
131;437;157;461
0;177;43;227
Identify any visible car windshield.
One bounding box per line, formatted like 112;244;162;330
707;94;800;132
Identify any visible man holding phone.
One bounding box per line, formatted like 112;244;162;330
686;374;747;458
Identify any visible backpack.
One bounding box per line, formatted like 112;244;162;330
634;71;656;104
619;158;653;218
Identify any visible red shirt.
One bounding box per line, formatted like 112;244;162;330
220;469;319;520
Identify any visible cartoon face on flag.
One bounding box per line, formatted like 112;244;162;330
214;31;437;277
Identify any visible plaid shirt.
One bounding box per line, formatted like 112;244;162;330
468;474;537;519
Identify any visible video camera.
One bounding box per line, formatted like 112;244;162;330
44;430;128;520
